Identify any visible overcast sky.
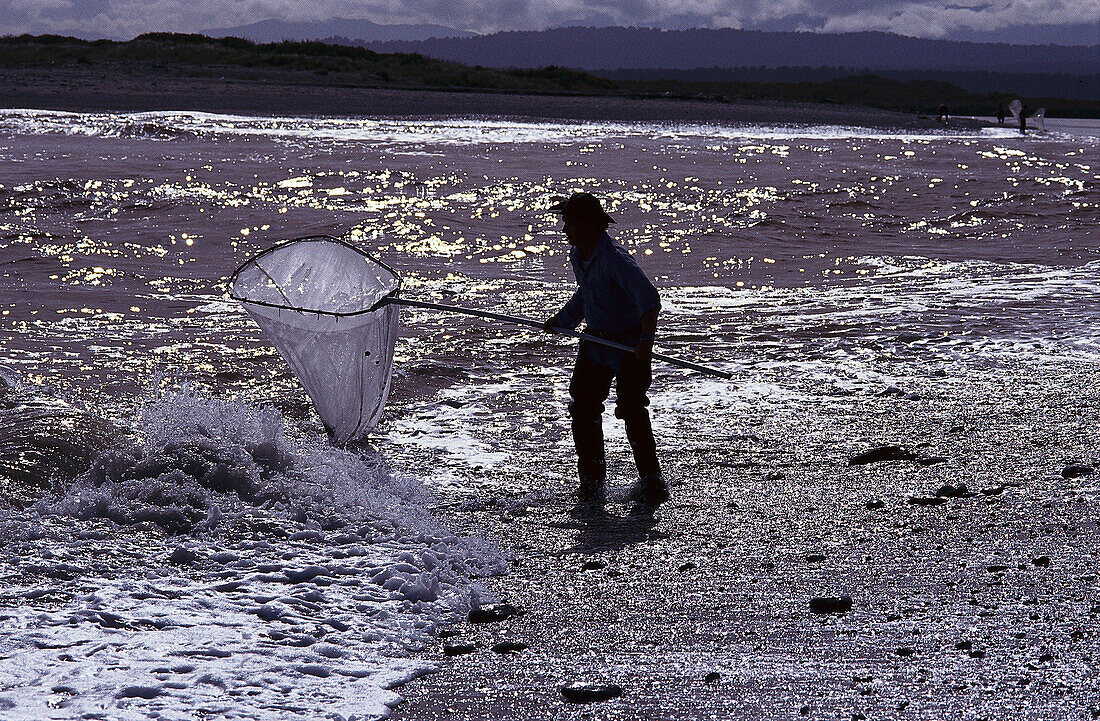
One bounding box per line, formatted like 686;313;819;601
1;0;1097;43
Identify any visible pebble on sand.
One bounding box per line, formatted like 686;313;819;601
848;445;917;466
934;483;972;498
810;596;853;614
443;641;479;656
703;671;721;684
559;682;624;704
1061;464;1093;479
908;496;948;506
491;641;529;654
468;603;524;624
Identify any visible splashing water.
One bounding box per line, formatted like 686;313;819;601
0;387;504;720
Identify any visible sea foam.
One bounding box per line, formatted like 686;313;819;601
0;387;504;720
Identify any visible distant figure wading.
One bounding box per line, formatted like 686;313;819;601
543;193;667;506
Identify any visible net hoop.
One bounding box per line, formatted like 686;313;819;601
229;234;403;444
228;234;402;315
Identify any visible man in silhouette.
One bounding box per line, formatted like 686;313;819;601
543;192;665;506
997;103;1006;125
1019;102;1028;133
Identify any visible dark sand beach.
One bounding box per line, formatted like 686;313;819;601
390;366;1100;720
0;64;988;128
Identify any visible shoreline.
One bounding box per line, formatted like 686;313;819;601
4;78;1094;720
0;66;989;128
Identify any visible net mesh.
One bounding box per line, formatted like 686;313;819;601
230;237;400;444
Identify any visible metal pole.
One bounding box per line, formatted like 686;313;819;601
385;297;732;380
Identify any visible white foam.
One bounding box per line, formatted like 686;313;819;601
0;388;505;720
0;108;1004;149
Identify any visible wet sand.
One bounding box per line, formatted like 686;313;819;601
391;363;1100;720
0;65;985;128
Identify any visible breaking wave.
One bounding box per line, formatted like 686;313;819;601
0;386;505;720
0;108;1013;148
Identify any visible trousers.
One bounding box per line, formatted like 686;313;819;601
568;341;660;482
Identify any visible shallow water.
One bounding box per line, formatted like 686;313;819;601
0;108;1098;718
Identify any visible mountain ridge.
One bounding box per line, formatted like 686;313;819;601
202;18;474;44
363;26;1098;75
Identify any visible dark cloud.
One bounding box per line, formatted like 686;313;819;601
0;0;1096;44
754;13;830;32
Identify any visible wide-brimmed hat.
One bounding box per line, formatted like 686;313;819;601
549;192;615;223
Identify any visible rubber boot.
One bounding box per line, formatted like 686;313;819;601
623;410;660;481
571;415;606;502
623;411;666;505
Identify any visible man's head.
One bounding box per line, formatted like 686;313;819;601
550;193;614;250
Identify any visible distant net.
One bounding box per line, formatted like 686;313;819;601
229;236;401;444
1008;100;1046;131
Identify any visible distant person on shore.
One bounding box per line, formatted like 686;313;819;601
542;192;666;507
1019;102;1028;133
937;104;949;123
997;103;1006;124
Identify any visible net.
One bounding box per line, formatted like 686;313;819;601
229;236;401;444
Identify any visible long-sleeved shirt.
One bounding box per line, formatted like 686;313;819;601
558;232;661;339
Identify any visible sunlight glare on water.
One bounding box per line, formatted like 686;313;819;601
0;110;1097;409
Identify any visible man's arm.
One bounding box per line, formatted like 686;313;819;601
608;252;660;359
633;307;659;361
543;289;584;331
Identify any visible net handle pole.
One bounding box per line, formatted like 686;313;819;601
384;297;732;380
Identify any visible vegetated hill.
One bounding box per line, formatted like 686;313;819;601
367;27;1098;75
0;33;617;94
202;18;474;44
1;33;1095;117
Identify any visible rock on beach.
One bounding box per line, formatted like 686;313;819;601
443;641;478;657
810;596;853;614
848;445;917;465
559;682;624;703
468;603;523;624
1061;464;1093;479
